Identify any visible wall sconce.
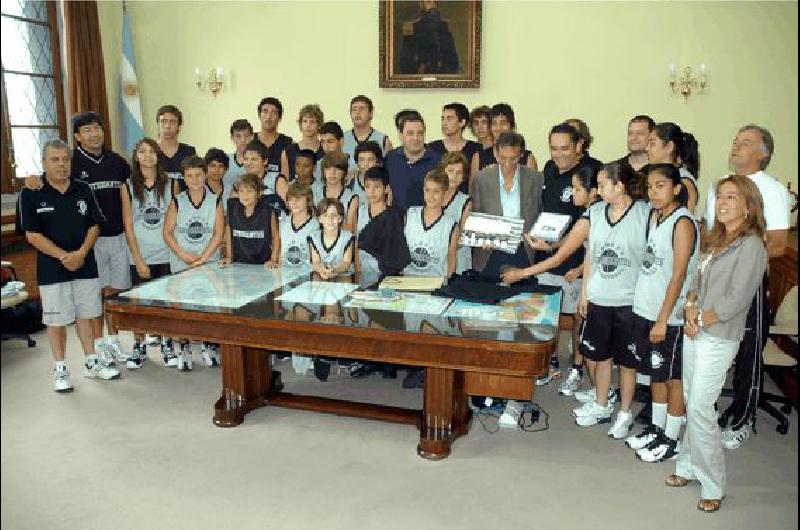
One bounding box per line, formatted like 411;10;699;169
195;66;224;97
669;63;708;102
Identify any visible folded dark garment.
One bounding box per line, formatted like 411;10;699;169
358;206;410;276
434;270;557;304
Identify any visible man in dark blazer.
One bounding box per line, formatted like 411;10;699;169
471;131;544;275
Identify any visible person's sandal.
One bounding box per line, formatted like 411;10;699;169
665;474;690;487
697;499;722;513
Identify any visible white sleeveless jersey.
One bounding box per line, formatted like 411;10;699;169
633;207;699;325
443;192;471;273
403;207;457;277
170;189;220;272
350;175;368;206
343;128;389;169
127;181;171;265
308;229;354;270
585;200;650;307
311;182;357;215
279;215;318;267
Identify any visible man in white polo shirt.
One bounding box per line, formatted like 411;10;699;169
704;124;792;449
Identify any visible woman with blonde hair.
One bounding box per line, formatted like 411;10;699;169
666;175;767;513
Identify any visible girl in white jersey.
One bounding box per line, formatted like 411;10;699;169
501;165;600;398
309;198;354;279
576;162;650;435
626;164;698;463
438;151;473;274
121;138;173;369
312;152;359;232
163;156;225;371
645;122;700;213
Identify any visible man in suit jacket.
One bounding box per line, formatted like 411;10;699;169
471;131;544;274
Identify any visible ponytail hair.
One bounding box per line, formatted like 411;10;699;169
573;164;598;193
643;163;688;206
653;122;700;179
679;132;700;179
603;161;645;201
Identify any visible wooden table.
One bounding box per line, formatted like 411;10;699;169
106;266;557;460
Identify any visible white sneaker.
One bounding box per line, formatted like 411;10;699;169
201;343;220;367
126;343;146;370
575;402;613;427
625;424;662;450
608;410;634;439
53;367;74;393
177;343;193;371
722;423;753;450
161;341;177;367
636;433;679;462
82;360;121;380
575;386;617;405
106;340;128;362
558;368;582;396
573;401;596;417
95;342;117;367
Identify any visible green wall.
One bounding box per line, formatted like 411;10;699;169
98;1;798;216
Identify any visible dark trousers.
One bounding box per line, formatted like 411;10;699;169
723;273;772;430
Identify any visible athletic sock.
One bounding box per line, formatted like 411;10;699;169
54;360;67;370
85;354;98;366
652;402;668;430
665;414;683;440
572;363;584;376
106;333;119;344
94;338;106;350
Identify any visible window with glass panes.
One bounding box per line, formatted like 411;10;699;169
1;0;66;193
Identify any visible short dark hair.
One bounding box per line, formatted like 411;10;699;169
394;109;422;132
72;111;103;134
549;122;581;146
629;114;656;131
157;105;183;126
490;103;516;129
180;155;206;174
230;119;254;135
350;95;374;113
354;140;382;162
399;113;425;133
257;97;283;118
643;162;688;205
364;166;390;187
236;173;263;195
319;121;344;140
443;102;470;131
295;149;317;164
424;169;449;191
495;131;525;151
204;148;229;169
244;140;268;159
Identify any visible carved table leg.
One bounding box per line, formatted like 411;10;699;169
417;367;470;460
213;345;271;427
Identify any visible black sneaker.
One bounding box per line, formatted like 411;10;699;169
350;362;377;378
636;432;679;462
402;369;424;389
314;359;330;382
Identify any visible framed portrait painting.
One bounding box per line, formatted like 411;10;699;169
379;0;482;88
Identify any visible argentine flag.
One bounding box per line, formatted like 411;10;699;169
119;7;144;158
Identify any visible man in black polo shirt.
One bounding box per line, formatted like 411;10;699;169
255;96;293;185
617;114;654;172
533;123;593;389
25;112;132;365
19;139;121;392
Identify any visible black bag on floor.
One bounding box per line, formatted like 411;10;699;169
1;299;45;335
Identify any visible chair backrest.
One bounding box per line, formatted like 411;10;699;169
774;285;798;332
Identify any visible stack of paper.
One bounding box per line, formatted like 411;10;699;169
379;276;445;291
530;212;572;242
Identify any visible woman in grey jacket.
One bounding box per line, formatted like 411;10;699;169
665;175;767;512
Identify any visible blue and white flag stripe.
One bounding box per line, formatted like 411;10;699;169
119;8;144;158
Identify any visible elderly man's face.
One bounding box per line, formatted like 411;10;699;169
43;146;71;182
497;145;521;177
729;129;767;172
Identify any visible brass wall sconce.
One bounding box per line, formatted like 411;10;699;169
195;67;224;97
669;63;708;102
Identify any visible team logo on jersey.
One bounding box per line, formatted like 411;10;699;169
641;244;663;275
560;186;574;203
595;244;631;279
36;201;54;213
410;243;440;271
80;171;89;181
651;349;664;369
184;217;211;241
142;206;162;228
77;200;87;216
285;245;305;266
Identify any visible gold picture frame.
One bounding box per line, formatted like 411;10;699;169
379;0;482;89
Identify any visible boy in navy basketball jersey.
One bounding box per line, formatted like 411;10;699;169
222;173;279;267
156;104;196;193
